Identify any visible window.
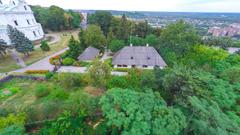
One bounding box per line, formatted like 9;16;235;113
117;65;122;67
13;1;15;5
132;65;136;68
0;0;2;4
143;65;148;68
26;19;30;25
131;56;134;59
38;30;41;35
33;31;37;37
14;20;18;26
123;65;128;67
147;57;151;60
24;6;27;10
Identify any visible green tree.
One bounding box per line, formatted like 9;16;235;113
31;5;49;29
159;20;200;56
0;39;8;57
145;34;160;47
133;20;150;38
107;27;116;46
140;70;157;90
40;40;50;51
83;25;106;51
67;36;82;59
47;6;65;31
203;37;234;49
100;89;186;135
109;39;125;53
68;10;81;28
186;96;240;135
87;11;112;36
88;60;111;88
7;25;34;55
119;14;129;42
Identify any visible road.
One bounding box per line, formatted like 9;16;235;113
12;48;69;73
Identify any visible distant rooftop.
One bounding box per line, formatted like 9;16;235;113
78;46;100;61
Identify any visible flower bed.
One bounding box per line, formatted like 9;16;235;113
25;70;49;74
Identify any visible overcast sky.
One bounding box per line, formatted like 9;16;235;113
25;0;240;13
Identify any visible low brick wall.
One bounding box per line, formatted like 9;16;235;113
0;75;45;83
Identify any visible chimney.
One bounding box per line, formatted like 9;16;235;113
130;44;133;47
146;43;149;47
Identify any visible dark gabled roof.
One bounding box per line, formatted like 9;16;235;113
112;46;167;67
78;46;100;61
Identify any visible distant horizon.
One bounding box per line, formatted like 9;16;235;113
26;0;240;13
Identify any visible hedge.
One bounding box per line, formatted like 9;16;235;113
25;70;49;74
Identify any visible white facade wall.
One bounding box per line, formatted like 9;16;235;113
113;65;162;70
0;0;44;45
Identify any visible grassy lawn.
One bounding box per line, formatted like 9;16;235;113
0;76;100;124
0;30;79;73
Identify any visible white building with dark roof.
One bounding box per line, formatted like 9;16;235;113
112;45;167;69
0;0;44;45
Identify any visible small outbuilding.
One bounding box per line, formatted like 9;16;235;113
112;45;167;69
78;46;100;62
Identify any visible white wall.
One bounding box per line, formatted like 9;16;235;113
0;0;44;45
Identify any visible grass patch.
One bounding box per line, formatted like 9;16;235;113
0;77;95;124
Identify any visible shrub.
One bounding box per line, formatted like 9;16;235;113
49;88;69;100
40;40;50;51
112;68;130;72
73;61;91;67
45;72;54;80
25;70;49;74
0;113;25;130
34;84;50;98
62;57;75;66
54;73;82;88
107;76;128;89
49;55;61;65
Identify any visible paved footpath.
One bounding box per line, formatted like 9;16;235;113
12;48;69;73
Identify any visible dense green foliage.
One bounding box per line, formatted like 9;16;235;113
100;89;186;135
0;39;8;57
7;25;34;55
40;40;50;51
83;25;107;51
1;16;240;135
31;6;81;31
109;39;125;52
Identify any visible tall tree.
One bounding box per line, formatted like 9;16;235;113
100;89;186;135
83;25;106;51
47;6;65;31
0;39;8;57
88;60;111;88
133;20;150;38
119;14;129;43
67;36;83;59
159;20;200;56
7;25;34;55
87;11;112;36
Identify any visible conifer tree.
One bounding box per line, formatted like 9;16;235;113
7;25;34;56
0;39;8;57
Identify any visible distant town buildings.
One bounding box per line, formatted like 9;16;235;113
0;0;44;45
208;23;240;38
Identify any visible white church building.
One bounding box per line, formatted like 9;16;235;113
0;0;44;45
